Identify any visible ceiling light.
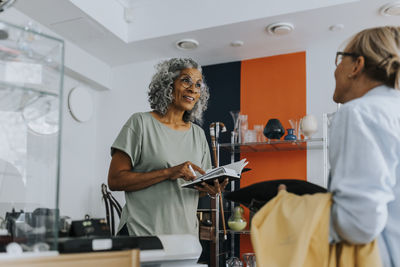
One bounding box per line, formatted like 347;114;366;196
230;40;244;47
380;2;400;16
266;22;294;36
176;39;199;50
329;24;344;32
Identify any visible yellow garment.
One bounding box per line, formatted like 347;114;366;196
251;191;381;267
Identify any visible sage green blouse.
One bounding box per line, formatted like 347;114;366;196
111;112;212;236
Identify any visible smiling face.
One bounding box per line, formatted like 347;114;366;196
171;68;203;112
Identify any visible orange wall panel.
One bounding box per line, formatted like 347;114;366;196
239;52;307;256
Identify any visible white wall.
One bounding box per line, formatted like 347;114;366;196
57;76;101;219
306;37;342;187
93;59;159;214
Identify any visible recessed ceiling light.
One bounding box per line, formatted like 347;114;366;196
380;2;400;16
176;39;199;50
266;22;294;36
230;40;244;47
329;24;344;32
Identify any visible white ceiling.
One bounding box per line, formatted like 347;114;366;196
13;0;400;67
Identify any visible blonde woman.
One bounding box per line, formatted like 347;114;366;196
329;26;400;266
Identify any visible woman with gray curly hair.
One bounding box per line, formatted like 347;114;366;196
108;58;228;237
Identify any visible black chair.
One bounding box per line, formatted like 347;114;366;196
101;183;122;236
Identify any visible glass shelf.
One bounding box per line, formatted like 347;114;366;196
219;229;250;234
0;80;59;96
219;138;323;153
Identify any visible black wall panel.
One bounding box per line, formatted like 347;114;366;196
198;61;241;266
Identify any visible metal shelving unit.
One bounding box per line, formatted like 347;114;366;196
212;117;331;266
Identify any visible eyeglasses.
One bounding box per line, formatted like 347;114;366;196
179;76;205;91
335;51;360;66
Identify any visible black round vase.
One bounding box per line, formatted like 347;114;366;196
263;119;285;140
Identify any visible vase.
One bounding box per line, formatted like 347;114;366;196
300;114;318;138
228;206;247;231
263;119;285;140
284;128;297;140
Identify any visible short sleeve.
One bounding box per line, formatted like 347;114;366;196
111;115;143;168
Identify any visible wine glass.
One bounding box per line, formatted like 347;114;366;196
230;110;240;144
226;257;243;267
242;253;256;267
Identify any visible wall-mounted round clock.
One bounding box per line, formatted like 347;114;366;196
68;86;93;123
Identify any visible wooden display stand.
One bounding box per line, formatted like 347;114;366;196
0;249;140;267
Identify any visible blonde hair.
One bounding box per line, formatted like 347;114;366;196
346;26;400;89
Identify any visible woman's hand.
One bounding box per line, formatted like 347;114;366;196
278;184;287;192
194;178;229;196
169;161;205;181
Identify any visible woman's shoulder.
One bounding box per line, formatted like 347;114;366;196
338;88;400;128
124;112;151;129
191;122;204;131
191;122;207;138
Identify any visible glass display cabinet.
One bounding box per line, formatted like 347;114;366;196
0;20;64;251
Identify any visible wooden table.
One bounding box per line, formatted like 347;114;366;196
0;249;140;267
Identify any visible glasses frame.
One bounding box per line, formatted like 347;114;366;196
178;75;205;91
335;51;360;66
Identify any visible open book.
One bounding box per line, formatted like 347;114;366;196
181;158;249;189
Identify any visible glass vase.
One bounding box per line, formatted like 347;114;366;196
228;206;247;231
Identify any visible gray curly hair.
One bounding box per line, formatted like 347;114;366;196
148;58;210;124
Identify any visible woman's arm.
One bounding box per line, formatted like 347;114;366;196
108;150;206;191
329;105;395;244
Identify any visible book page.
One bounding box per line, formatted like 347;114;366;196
221;158;248;174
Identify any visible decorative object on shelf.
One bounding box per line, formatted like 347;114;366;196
300;114;318;138
243;129;257;143
226;256;243;267
68;86;94;123
239;114;248;143
225;179;327;212
289;118;302;140
242;253;256;267
284;128;297;140
263;118;285;139
230;110;240;144
227;206;247;231
253;124;266;142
